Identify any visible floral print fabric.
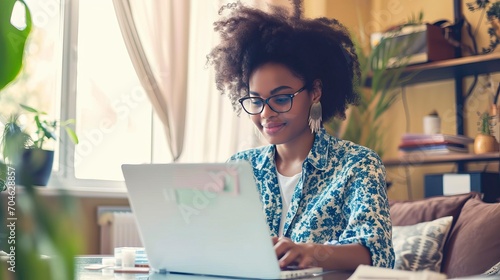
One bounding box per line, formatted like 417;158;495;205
229;128;394;268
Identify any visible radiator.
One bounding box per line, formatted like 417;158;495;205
98;207;143;255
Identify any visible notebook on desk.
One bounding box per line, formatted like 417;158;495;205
121;162;323;279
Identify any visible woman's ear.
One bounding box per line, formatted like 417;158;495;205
311;79;322;102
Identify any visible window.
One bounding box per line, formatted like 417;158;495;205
73;0;167;181
2;0;258;188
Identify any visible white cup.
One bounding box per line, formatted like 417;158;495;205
114;252;122;267
101;257;116;267
121;248;136;268
101;257;115;276
423;115;441;135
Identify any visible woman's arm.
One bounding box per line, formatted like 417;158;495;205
273;237;371;270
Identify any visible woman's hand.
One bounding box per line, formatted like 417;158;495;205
272;237;372;270
272;236;319;268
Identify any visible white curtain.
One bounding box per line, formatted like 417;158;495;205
113;0;189;161
113;0;292;163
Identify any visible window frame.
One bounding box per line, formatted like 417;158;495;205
55;0;128;189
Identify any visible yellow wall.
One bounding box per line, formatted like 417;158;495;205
304;0;500;200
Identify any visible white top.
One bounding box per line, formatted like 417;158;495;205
277;171;302;236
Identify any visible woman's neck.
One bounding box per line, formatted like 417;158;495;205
275;131;315;176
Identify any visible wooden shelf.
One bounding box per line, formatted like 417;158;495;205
366;52;500;86
383;152;500;167
377;53;500;171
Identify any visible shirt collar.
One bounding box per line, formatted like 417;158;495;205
254;127;335;171
254;145;275;170
305;127;334;171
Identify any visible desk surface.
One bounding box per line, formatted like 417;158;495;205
76;256;354;280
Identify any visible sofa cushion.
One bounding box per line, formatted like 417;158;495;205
393;216;453;271
441;197;500;278
389;192;480;226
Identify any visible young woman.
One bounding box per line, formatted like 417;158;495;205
207;2;394;270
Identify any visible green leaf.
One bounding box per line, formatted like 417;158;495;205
327;28;420;155
60;119;76;126
20;103;38;113
0;0;32;91
40;122;57;140
64;126;79;144
1;115;31;163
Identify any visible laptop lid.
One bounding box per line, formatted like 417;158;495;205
122;162;286;279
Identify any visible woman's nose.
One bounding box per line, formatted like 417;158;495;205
260;103;278;118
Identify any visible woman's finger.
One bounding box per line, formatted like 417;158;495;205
271;236;279;245
298;254;315;268
278;247;301;268
273;237;293;258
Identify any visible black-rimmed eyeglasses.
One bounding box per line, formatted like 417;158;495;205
238;86;306;115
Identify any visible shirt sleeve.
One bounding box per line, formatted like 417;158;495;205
334;151;395;268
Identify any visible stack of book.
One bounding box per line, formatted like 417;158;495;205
398;133;474;156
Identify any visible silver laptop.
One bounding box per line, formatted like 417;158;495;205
121;162;323;279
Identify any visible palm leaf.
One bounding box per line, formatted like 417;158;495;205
329;28;419;155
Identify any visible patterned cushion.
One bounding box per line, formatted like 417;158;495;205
393;216;453;271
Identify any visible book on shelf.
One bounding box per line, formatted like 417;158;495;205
398;141;467;149
399;144;469;156
401;133;474;145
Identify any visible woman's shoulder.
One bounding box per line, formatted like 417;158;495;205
318;129;377;157
310;130;383;171
229;145;273;162
333;137;383;164
336;138;377;154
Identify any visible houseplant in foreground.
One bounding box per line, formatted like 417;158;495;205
0;0;84;279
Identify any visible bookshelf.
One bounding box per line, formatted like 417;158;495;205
366;52;500;136
381;53;500;169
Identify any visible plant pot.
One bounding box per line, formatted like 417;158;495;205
16;149;55;186
473;134;498;154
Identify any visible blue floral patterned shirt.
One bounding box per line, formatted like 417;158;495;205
229;128;394;268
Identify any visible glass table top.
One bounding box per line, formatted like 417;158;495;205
75;256;353;280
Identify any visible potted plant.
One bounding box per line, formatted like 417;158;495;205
473;110;499;154
1;104;79;186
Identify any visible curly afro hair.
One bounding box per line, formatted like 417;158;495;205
207;1;360;122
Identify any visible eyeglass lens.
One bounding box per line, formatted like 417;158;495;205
241;95;293;114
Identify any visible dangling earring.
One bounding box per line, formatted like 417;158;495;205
308;102;322;133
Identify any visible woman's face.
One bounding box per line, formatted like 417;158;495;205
248;63;319;145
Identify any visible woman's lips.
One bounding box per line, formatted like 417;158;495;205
263;122;285;135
